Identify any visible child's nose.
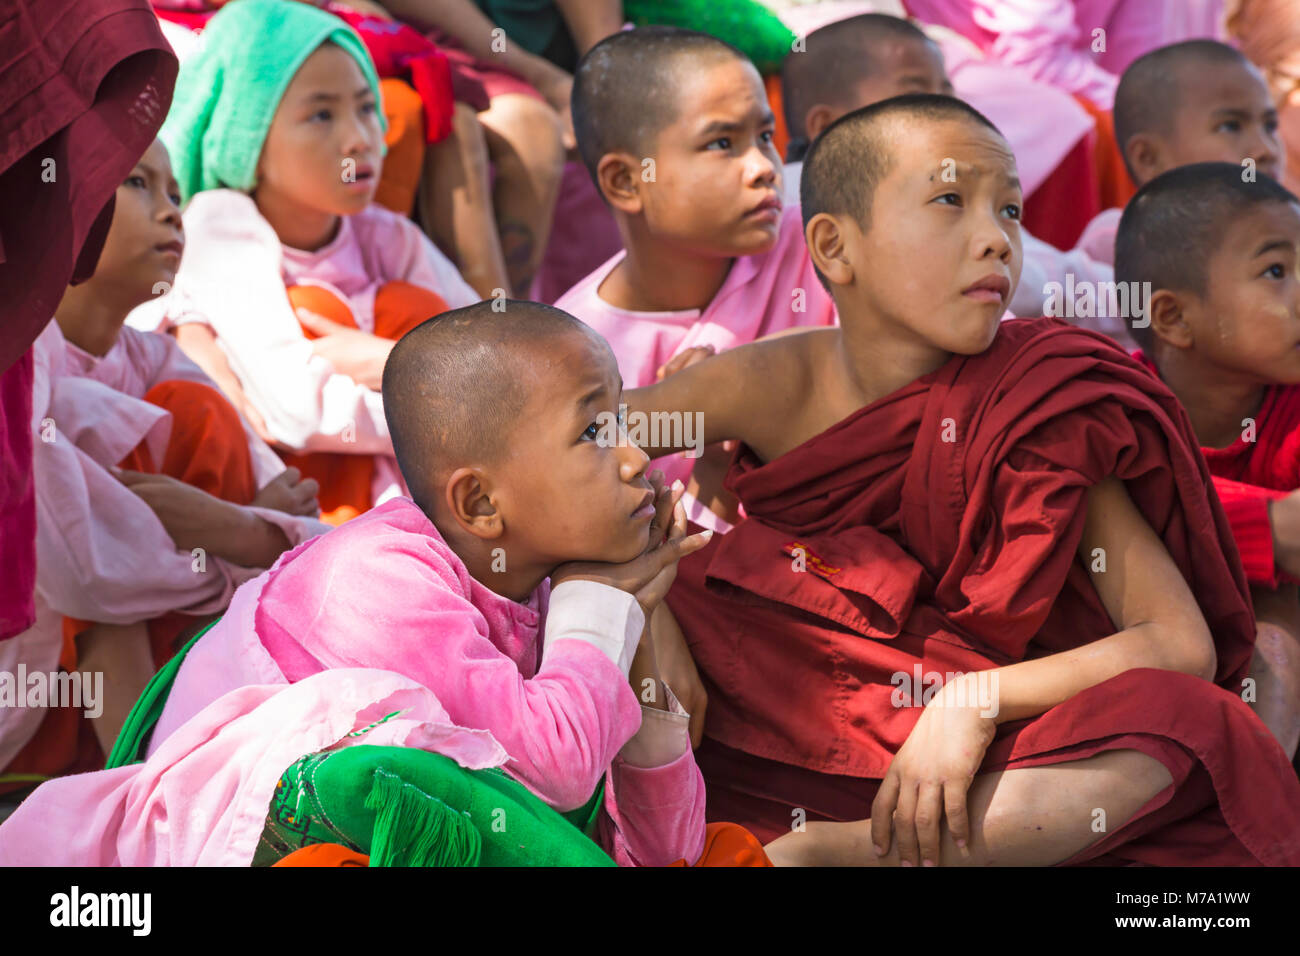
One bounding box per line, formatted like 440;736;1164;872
745;145;778;185
618;438;650;480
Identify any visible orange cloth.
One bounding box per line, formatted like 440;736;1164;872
670;822;773;867
765;74;790;163
374;78;426;218
272;843;370;867
1074;94;1135;211
2;379;257;794
283;281;451;525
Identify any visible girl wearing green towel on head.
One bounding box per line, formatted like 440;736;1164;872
143;0;481;525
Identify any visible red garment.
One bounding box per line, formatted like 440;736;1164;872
0;0;176;639
1133;349;1300;588
1019;131;1100;251
668;318;1300;865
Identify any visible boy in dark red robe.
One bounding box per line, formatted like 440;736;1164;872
626;95;1300;866
1115;161;1300;762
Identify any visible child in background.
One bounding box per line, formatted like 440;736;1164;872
556;27;838;531
628;95;1300;864
1077;40;1284;265
140;0;479;525
780;13;1127;348
1115;162;1300;761
1;139;326;795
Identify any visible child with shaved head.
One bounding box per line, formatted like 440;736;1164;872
556;26;837;532
143;298;774;867
629;95;1300;865
780;13;1126;345
1078;39;1284;266
1116;162;1300;761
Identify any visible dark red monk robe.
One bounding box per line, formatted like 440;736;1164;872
668;317;1300;865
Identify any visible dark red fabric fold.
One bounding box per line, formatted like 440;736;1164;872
0;0;175;639
668;317;1300;864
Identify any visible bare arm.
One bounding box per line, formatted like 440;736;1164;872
383;0;572;93
987;475;1218;725
553;0;623;55
624;336;800;459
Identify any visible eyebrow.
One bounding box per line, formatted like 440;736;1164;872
697;110;776;137
303;87;374;103
930;163;1021;192
1253;238;1296;256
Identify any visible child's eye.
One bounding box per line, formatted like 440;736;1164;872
581;421;601;442
1262;262;1288;279
360;100;378;115
760;129;775;144
1002;203;1022;220
1215;120;1242;133
124;174;147;189
169;192;183;206
932;192;960;206
1266;118;1280;135
310;109;333;123
705;137;732;151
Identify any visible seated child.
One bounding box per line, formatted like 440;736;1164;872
1;139;326;793
780;13;1127;347
129;299;764;867
555;27;839;530
1077;39;1283;266
1115;161;1300;760
627;94;1300;865
138;0;479;525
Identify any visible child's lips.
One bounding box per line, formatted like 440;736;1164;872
744;195;783;223
631;489;656;520
962;274;1010;304
155;240;183;260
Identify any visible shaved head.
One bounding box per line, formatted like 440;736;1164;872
1115;162;1299;355
801;94;1001;251
780;13;942;160
572;25;749;184
1114;40;1257;181
382;300;594;515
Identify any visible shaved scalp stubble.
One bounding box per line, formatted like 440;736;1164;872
1114;161;1299;355
800;93;1002;286
381;299;593;516
1113;40;1258;182
572;25;751;185
780;13;937;161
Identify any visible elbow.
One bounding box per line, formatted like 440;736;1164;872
1166;621;1218;682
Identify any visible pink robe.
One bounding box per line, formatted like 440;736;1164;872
0;668;511;866
150;497;707;867
127;189;479;509
0;322;327;769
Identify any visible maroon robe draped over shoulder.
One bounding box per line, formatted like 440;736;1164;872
0;0;176;637
668;317;1300;865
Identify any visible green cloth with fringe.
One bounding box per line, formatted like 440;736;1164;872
253;745;615;867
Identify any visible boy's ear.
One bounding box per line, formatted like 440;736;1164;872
596;151;645;215
1125;133;1164;187
804;104;840;142
445;466;505;541
805;212;855;286
1147;287;1194;349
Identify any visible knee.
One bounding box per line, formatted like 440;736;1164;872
483;94;566;177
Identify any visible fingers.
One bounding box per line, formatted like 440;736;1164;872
944;781;973;861
280;467;301;485
892;781;921;867
295;307;342;334
870;774;900;858
915;782;943;866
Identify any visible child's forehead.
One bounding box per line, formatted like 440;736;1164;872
1216;201;1300;258
891;120;1018;184
668;55;765;120
1171;59;1273;118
